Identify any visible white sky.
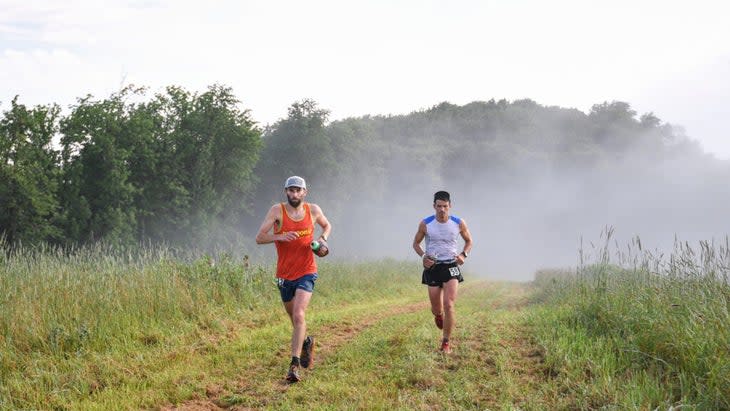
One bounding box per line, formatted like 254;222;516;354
2;0;730;158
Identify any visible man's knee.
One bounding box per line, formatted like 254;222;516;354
292;310;306;326
444;300;455;313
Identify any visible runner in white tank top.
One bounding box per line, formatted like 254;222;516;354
423;214;462;263
412;191;473;354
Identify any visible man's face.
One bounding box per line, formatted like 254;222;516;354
433;199;451;219
285;187;306;207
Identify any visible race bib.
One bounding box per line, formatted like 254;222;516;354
448;266;461;277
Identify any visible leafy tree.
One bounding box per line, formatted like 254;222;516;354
157;85;262;245
254;99;335;208
588;101;643;151
0;97;62;245
58;84;262;247
60;90;137;245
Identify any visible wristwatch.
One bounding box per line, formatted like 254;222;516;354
460;251;468;258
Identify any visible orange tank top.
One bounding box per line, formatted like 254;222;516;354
274;202;317;280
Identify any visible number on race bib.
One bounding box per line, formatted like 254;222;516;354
448;266;461;277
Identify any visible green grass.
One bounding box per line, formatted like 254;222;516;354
530;238;730;409
2;238;729;409
0;244;422;409
0;243;544;409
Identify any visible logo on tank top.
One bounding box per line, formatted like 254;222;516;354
283;228;313;237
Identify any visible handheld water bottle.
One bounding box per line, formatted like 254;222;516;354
311;239;329;257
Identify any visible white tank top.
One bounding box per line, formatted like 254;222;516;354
423;214;462;262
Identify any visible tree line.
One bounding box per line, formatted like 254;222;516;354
0;84;715;251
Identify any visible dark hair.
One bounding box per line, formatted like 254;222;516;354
433;191;451;203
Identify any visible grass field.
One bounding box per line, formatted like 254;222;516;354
1;240;728;410
531;235;730;409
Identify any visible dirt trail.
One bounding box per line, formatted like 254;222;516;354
161;301;429;410
470;284;550;408
161;282;549;410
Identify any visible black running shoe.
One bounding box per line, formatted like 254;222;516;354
301;336;315;369
286;364;300;382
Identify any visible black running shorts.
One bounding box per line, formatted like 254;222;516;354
422;261;464;287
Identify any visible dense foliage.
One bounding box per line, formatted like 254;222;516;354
0;86;718;249
2;85;261;248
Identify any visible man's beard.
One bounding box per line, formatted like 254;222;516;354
287;197;301;207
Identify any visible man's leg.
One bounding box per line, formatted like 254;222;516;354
284;288;313;358
427;285;444;328
441;279;459;341
428;285;443;315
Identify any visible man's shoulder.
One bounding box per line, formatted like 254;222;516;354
268;203;284;215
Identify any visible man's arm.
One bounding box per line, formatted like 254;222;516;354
310;203;331;241
455;219;473;265
413;221;435;268
256;205;297;244
412;221;427;257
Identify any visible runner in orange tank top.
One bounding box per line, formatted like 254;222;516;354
273;202;318;280
256;176;331;383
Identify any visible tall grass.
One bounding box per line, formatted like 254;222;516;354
531;229;730;409
0;241;419;409
1;244;268;357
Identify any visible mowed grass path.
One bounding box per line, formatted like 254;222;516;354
150;280;562;411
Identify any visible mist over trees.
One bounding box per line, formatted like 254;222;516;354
2;85;728;278
263;98;727;279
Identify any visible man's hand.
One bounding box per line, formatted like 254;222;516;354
422;254;436;269
277;231;299;242
455;254;465;265
313;239;329;257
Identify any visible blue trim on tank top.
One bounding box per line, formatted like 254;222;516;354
424;215;461;224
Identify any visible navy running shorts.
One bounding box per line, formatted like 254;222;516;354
422;262;464;287
277;273;318;302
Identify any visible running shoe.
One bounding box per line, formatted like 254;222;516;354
440;340;452;354
286;364;301;382
301;336;315;369
434;313;444;330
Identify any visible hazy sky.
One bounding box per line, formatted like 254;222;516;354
2;0;729;158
